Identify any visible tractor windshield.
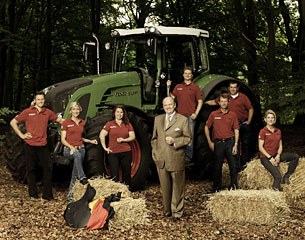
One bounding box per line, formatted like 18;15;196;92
113;34;208;84
114;36;156;74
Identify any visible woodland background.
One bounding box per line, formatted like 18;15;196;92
0;0;305;124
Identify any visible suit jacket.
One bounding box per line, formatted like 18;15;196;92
151;113;191;171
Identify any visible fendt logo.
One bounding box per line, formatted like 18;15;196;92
114;91;138;97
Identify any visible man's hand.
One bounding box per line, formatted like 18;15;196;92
165;136;175;145
166;80;172;87
191;113;197;120
243;120;251;125
232;144;238;155
208;142;214;151
269;157;278;166
22;132;32;140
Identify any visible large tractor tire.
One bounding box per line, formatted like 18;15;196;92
3;128;27;183
84;110;152;190
192;79;262;180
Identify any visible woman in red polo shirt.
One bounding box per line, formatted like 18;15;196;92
99;105;135;187
258;109;299;191
61;102;98;201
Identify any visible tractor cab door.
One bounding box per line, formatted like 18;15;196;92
113;36;157;105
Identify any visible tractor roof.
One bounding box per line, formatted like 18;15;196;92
112;26;209;38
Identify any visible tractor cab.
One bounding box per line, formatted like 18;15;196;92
110;26;210;108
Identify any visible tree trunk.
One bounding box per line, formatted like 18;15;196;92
233;0;258;86
0;0;7;107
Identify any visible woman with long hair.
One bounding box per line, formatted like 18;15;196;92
61;102;98;201
99;105;135;187
258;109;299;190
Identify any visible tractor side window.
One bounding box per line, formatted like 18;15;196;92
115;37;156;74
166;37;201;84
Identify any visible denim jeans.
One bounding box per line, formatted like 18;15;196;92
260;152;299;189
185;116;195;160
63;147;86;199
213;139;238;191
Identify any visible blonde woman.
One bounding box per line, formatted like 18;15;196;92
61;102;97;201
258;110;299;190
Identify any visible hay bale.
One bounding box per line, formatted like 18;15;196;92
239;158;288;190
206;189;290;225
284;157;305;209
73;177;131;201
109;197;150;230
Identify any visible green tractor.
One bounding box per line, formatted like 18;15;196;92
4;26;261;190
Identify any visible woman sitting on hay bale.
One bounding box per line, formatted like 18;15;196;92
258;109;299;191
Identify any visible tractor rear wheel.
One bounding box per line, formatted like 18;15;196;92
84;110;152;190
3;128;27;183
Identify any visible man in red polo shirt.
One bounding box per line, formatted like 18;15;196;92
10;92;63;200
167;66;203;165
206;81;253;168
204;93;239;192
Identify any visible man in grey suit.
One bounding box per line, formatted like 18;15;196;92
151;97;191;219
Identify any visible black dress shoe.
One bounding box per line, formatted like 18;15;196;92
80;178;89;185
42;195;55;201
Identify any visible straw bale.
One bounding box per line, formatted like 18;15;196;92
73;177;131;201
108;197;150;230
206;189;290;225
238;158;288;190
284;157;305;209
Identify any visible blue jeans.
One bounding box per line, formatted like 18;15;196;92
63;147;86;199
185;116;195;160
260;152;299;189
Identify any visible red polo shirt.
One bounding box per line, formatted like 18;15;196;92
15;106;58;146
216;92;252;122
61;118;86;147
258;126;281;158
172;82;202;116
103;120;134;153
206;109;239;140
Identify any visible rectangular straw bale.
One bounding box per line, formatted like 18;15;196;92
109;197;150;230
284;157;305;208
206;189;290;225
73;177;131;201
238;158;288;190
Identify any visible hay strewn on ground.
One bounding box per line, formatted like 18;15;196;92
206;189;290;225
73;177;149;230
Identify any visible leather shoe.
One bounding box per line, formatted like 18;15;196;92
80;178;89;185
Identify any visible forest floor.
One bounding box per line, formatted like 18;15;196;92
0;126;304;240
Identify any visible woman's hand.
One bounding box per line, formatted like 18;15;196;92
104;147;112;154
117;137;124;143
70;147;77;155
90;139;98;145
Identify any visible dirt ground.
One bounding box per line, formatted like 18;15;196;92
0;126;304;240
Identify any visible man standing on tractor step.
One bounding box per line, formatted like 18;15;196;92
10;92;63;200
204;93;239;192
151;97;191;219
166;66;203;165
205;81;253;169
